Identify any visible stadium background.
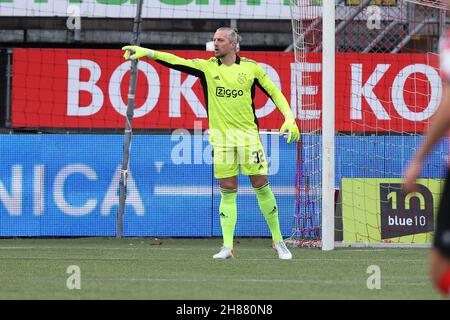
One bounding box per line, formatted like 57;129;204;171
0;0;447;240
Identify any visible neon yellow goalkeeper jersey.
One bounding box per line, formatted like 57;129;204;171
152;51;294;146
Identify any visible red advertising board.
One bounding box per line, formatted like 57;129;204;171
12;49;440;132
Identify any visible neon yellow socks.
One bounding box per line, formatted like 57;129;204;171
219;188;237;248
254;183;283;243
219;184;282;247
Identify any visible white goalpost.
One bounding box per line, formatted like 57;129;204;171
321;0;336;251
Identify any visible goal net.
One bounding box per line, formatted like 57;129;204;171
287;0;448;248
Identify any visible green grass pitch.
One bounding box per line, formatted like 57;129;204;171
0;237;443;300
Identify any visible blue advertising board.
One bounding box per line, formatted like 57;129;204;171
0;134;446;237
0;134;296;237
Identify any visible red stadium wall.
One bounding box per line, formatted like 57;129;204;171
12;49;440;132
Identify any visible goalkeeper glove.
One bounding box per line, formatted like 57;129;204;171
122;45;153;60
279;118;300;143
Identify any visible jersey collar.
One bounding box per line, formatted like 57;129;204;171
217;55;241;66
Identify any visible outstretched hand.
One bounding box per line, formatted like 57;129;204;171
121;45;152;60
402;158;422;193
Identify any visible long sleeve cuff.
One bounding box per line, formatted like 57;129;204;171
146;50;155;59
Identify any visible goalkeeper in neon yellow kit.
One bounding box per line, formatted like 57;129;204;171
122;27;300;260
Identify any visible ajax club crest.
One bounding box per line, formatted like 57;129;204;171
237;73;247;84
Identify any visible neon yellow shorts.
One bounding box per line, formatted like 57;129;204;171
213;142;269;179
